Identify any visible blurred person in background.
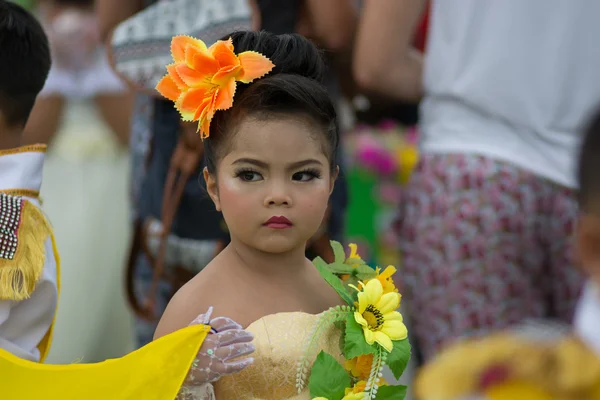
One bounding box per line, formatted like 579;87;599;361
355;0;600;364
16;0;136;363
24;0;132;146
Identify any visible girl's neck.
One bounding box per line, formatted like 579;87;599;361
225;236;309;279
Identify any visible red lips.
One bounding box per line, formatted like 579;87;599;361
264;216;292;229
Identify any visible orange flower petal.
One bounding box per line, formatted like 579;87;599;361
176;64;214;89
179;87;212;115
155;75;182;102
211;65;242;86
166;64;187;90
200;117;212;139
193;96;213;121
185;45;220;77
237;51;275;83
171;35;207;63
174;95;196;122
214;79;236;110
199;91;218;139
208;38;234;54
209;39;239;68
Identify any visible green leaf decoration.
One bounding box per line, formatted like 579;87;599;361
340;275;360;302
324;261;376;282
334;319;347;354
331;240;347;264
308;351;350;400
354;264;378;281
313;257;355;306
344;314;376;359
374;385;408;400
386;338;411;380
326;261;357;275
312;256;329;270
345;256;365;266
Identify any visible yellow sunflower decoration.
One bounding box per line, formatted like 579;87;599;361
301;241;411;400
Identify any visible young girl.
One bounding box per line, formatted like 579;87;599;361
153;31;347;398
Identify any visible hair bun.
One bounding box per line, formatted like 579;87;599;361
229;31;324;82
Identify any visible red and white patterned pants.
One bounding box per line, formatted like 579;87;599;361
397;153;584;361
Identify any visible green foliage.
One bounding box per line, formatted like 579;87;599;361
375;385;408;400
308;351;351;400
331;241;347;264
386;338;411;381
344;314;376;359
313;257;355;306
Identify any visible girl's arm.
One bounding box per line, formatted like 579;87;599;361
298;0;358;52
96;0;143;42
353;0;427;102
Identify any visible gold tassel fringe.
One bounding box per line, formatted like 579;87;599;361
0;200;51;301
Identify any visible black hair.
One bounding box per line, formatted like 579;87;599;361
578;105;600;212
204;31;339;174
0;0;51;127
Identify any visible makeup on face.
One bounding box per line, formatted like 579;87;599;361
263;215;293;229
211;117;335;254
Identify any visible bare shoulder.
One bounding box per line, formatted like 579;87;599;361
153;263;229;340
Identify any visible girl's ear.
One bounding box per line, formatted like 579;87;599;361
329;165;339;195
204;167;221;211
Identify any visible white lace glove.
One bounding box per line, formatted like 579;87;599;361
185;307;255;386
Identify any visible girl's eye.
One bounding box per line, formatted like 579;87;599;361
292;169;322;182
236;170;263;182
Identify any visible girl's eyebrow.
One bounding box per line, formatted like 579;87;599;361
232;158;267;168
232;158;323;169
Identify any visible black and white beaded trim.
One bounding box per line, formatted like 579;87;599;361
0;193;22;261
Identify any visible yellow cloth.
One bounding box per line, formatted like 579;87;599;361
0;324;209;399
215;312;343;400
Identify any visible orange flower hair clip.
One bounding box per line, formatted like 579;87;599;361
156;36;275;139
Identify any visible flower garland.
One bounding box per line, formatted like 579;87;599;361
297;241;411;400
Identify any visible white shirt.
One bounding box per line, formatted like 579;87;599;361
421;0;600;188
0;146;59;362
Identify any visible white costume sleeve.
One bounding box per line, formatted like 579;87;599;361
0;147;59;363
0;237;59;362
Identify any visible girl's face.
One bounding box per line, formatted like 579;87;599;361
205;116;336;254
